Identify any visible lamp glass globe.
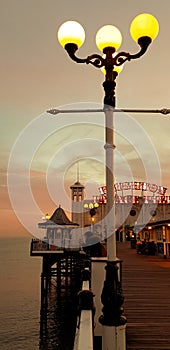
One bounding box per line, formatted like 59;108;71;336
130;13;159;42
96;25;122;52
58;20;85;48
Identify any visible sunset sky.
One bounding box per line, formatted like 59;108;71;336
1;0;170;237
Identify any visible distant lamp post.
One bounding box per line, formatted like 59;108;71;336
57;13;159;348
83;202;99;231
45;214;51;220
42;214;51;221
162;225;167;259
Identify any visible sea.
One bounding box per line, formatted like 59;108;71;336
0;237;77;350
0;237;41;350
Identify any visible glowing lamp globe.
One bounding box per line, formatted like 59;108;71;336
58;21;85;48
130;13;159;42
101;64;124;75
101;62;124;75
89;203;94;209
45;214;51;220
94;203;99;208
96;25;122;52
100;53;124;75
114;63;124;74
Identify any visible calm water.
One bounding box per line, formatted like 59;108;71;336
0;237;78;350
0;237;42;350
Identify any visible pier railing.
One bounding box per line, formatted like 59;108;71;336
73;268;94;350
30;238;80;255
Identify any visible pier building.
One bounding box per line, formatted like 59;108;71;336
70;180;170;247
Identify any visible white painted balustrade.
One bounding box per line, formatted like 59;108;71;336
73;270;94;350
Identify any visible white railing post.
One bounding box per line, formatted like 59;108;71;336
73;268;94;350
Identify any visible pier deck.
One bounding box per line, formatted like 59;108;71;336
117;241;170;350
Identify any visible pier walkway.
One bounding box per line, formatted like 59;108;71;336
117;241;170;350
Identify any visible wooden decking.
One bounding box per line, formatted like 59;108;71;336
117;241;170;350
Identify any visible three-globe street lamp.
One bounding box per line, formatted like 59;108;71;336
83;202;99;231
58;14;159;107
57;13;159;342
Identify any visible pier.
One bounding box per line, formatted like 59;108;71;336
31;238;170;349
117;241;170;350
30;241;89;349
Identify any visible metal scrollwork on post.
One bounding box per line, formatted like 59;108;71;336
63;35;153;108
86;54;104;68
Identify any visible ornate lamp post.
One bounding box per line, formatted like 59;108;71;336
84;202;99;232
57;13;159;349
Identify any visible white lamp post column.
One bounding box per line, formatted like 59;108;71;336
104;106;116;261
